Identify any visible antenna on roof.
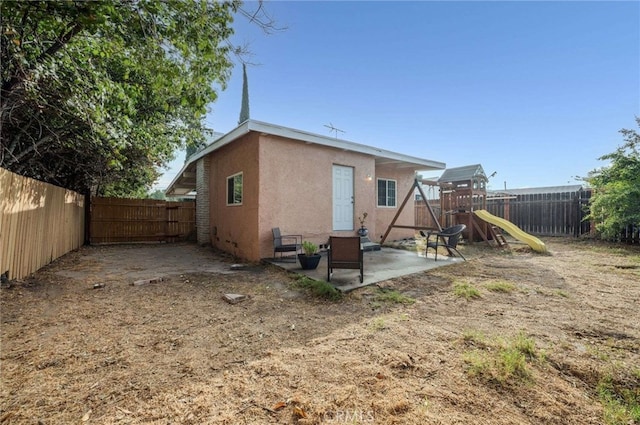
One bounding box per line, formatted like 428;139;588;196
324;122;345;139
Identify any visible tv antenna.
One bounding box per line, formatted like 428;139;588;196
324;122;345;139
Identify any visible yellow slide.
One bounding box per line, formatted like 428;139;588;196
474;210;547;253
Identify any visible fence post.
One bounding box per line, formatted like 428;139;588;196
84;191;91;245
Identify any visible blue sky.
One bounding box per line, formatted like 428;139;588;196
156;0;639;191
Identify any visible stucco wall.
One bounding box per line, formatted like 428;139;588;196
208;133;260;260
257;135;376;259
373;164;418;243
205;131;421;262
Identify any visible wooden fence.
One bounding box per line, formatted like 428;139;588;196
414;200;442;230
620;225;640;244
485;189;592;237
0;168;85;280
89;197;195;244
414;188;593;238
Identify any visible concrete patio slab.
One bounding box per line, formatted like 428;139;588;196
265;246;463;292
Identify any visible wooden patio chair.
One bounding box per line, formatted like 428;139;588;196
420;224;466;261
327;236;364;283
272;228;302;262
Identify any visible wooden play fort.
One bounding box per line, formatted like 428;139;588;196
382;164;508;249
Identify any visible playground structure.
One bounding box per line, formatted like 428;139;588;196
474;210;547;253
437;164;488;242
382;164;547;252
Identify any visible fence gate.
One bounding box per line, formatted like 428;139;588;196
90;197;195;244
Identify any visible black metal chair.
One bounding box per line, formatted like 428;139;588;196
420;224;466;261
327;236;364;283
272;228;302;262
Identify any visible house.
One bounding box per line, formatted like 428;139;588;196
166;120;445;261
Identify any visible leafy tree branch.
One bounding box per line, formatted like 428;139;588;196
1;0;277;195
586;117;640;240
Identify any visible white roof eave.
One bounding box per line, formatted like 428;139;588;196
247;120;446;170
165;119;446;195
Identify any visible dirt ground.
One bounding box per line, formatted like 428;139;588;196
1;239;639;424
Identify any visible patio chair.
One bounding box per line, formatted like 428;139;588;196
327;236;364;283
420;224;466;261
272;228;302;262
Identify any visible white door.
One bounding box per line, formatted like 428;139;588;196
333;165;354;231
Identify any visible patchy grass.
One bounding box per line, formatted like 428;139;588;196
597;374;640;425
587;345;611;362
374;288;416;304
554;289;570;297
462;329;486;344
294;275;343;301
484;280;517;293
464;346;531;385
499;346;531;379
574;239;634;255
463;331;541;385
453;280;481;299
369;317;387;331
2;238;638;425
512;331;542;360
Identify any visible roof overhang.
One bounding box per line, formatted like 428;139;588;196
165;161;197;197
166;120;446;197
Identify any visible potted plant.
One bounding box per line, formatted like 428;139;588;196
298;241;321;270
357;212;368;237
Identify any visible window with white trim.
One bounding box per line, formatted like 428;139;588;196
377;178;396;207
226;172;243;205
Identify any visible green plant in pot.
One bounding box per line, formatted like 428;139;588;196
357;212;368;237
298;241;321;270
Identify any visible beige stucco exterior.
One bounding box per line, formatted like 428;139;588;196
374;164;418;243
257;134;375;257
205;131;432;261
165;120;445;262
208;132;260;260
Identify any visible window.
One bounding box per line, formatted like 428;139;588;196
377;178;396;207
227;172;243;205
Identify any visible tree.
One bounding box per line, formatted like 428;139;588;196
238;63;250;124
1;0;239;195
586;117;640;239
148;189;167;201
